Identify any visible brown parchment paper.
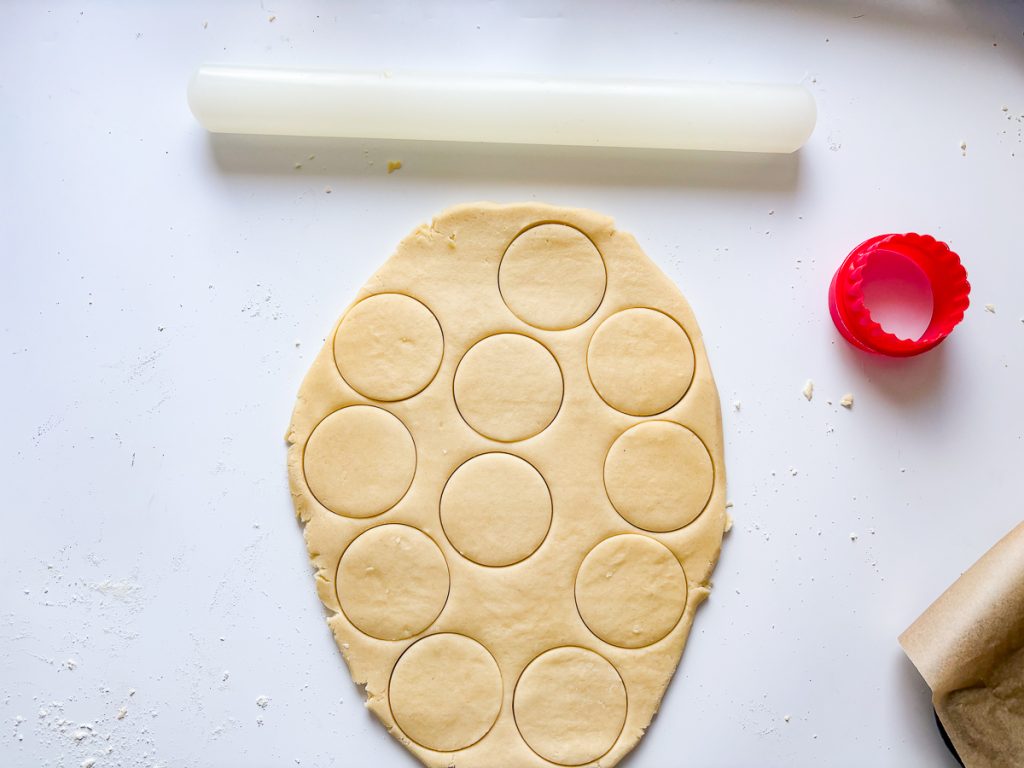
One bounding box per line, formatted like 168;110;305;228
899;522;1024;768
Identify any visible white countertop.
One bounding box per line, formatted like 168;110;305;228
3;1;1023;766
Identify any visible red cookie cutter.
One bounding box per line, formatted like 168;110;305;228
828;233;970;357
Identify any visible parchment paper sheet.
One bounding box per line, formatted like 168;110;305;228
899;522;1024;768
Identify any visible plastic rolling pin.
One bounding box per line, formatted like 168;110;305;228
188;66;816;154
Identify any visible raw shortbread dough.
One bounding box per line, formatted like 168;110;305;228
286;203;727;768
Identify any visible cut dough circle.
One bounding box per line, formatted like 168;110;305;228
514;647;627;765
336;524;450;641
575;534;688;648
604;421;714;532
389;633;503;752
587;307;695;416
440;453;552;567
333;293;444;401
499;223;607;330
303;405;416;518
453;333;563;442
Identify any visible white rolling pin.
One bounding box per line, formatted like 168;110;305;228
188;65;816;154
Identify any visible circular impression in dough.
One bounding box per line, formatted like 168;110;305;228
575;534;688;648
286;202;727;768
389;633;503;752
499;223;607;330
440;453;552;567
333;293;444;401
588;307;695;416
604;421;715;532
513;646;627;765
453;333;563;442
302;405;416;518
336;524;450;641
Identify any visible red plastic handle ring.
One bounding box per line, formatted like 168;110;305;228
828;233;970;357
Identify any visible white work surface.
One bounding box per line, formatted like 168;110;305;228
3;2;1023;766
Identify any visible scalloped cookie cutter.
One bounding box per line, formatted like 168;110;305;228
828;233;971;357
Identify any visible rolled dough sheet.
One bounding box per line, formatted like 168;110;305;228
286;202;727;768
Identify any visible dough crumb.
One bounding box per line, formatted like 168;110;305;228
732;400;741;412
64;658;78;671
116;707;127;720
960;141;967;156
985;303;996;313
82;760;96;768
202;20;208;29
256;695;271;709
789;467;798;476
268;15;276;22
802;379;814;401
724;515;734;533
784;714;791;723
293;162;302;170
840;393;854;409
386;160;403;174
294;339;301;348
849;532;858;542
324;187;332;194
1002;105;1010;112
